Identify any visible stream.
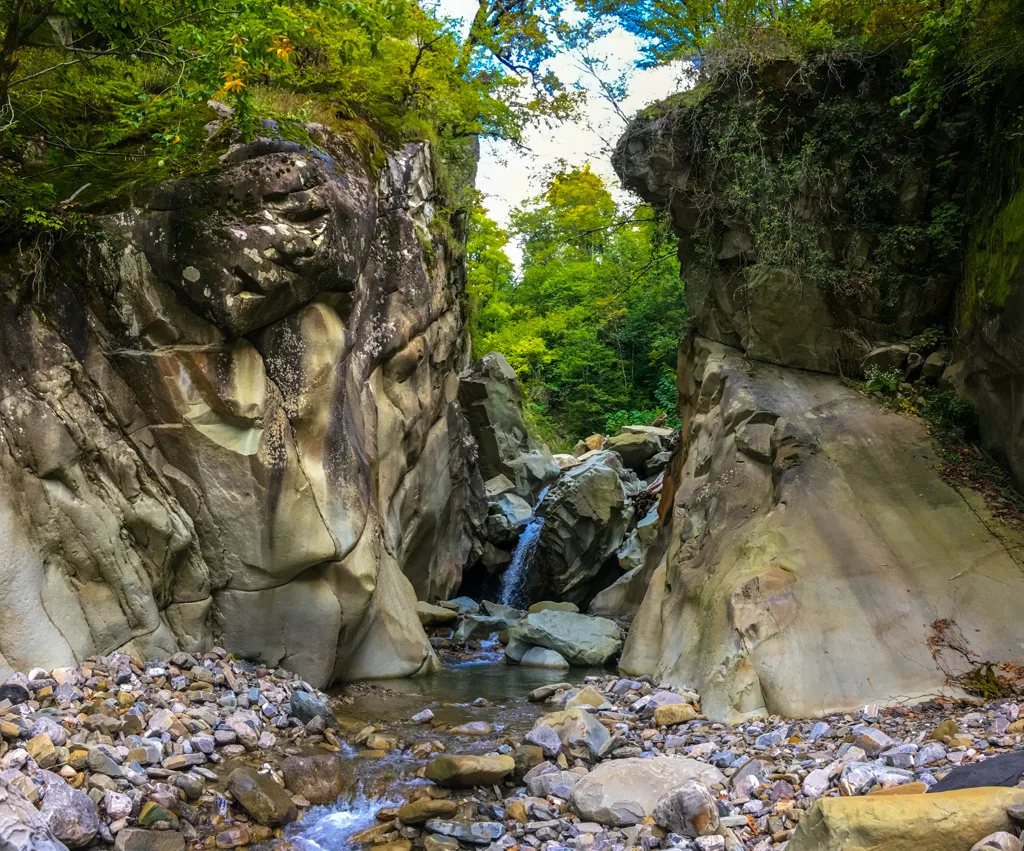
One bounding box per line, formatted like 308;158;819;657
277;651;597;850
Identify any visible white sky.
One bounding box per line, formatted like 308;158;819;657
435;0;687;264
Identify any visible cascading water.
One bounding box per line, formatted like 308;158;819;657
499;486;550;608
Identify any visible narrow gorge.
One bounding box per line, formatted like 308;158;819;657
2;7;1024;851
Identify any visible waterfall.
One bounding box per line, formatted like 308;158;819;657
499;486;550;608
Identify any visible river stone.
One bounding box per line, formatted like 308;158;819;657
425;820;505;845
397;799;458;824
38;771;100;848
290;691;336;727
454;614;519;643
653;704;697;726
519;647;569;669
0;684;30;706
0;775;67;851
228;766;298;826
449;722;495;736
570;758;727;826
417;602;459;626
787;787;1024;851
527;770;582;799
115;828;186;851
425;755;516;787
446;597;482;615
528;601;580;614
525;725;562;757
282;754;344;805
972;832;1023;851
535;708;610;756
652;781;720;837
512;610;622;666
930;752;1024;792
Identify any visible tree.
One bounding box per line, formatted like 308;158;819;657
469;166;687;445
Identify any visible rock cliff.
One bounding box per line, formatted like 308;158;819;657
614;57;1024;720
0;129;485;687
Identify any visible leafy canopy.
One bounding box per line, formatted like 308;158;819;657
469;166;687;447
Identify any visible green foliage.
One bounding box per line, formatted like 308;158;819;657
864;366;902;394
0;0;587;231
468;166;687;443
919;390;977;443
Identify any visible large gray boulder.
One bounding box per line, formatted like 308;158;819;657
530;452;637;605
621;336;1024;722
0;135;486;686
458;353;531;481
605;432;662;473
570;758;726;826
509;610;622;666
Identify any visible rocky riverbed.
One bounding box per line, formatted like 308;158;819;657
4;633;1024;851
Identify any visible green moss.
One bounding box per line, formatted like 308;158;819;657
962;179;1024;324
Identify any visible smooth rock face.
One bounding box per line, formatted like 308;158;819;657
571;758;726;826
620;336;1024;721
0;136;484;685
510;610;622;667
786;787;1024;851
457;353;531;481
519;647;569;669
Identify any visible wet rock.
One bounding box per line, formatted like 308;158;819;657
425;819;505;845
519;648;569;669
228;766;298;826
396;799;458;824
788;787;1024;851
290;691;336;727
653;781;720;838
511;610;622;666
571;758;726;826
454;615;519;643
282;754;344;805
425;755;516;787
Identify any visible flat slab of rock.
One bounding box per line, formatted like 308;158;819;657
416;602;459;626
570;757;726;826
787;786;1024;851
512;610;622;666
425;819;505;844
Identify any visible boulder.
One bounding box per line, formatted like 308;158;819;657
396;800;458;824
424;820;504;845
652;780;720;837
922;350;948;380
528;601;579;614
416;602;459;626
510;610;622;666
505;451;561;503
486;493;533;543
115;829;185;851
786;787;1024;851
605;432;662;473
454;614;519;643
534;708;610;757
972;833;1023;851
620;337;1024;722
458;353;531;481
519;647;569;669
622;425;674;438
616;508;660;572
862;344;910;374
653;704;697;726
445;597;481;615
290;692;336;727
38;772;100;848
425;755;516;787
0;776;67;851
281;754;344;805
570;758;726;826
227;766;298;826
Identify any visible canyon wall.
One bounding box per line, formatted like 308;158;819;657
614;57;1024;720
0;129;485;687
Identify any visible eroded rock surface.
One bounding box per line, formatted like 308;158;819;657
620;337;1024;721
0;132;484;686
